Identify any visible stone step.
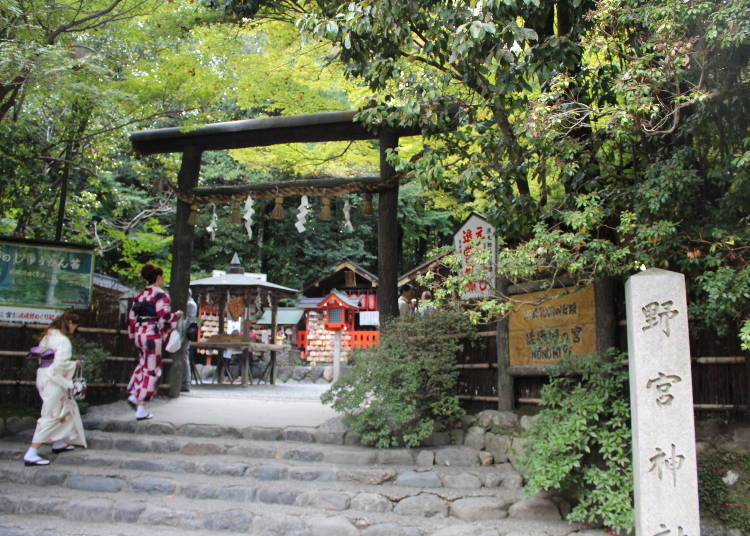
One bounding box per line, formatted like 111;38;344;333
81;409;465;450
0;483;590;536
9;426;487;469
82;413;355;445
0;441;523;492
0;455;525;522
0;514;251;536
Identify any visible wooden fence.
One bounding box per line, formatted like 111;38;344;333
0;315;173;407
454;322;749;415
455;329;500;413
2;296;747;418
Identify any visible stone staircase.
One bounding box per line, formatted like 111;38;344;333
0;411;604;536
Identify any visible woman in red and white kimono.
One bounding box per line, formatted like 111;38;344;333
126;263;181;420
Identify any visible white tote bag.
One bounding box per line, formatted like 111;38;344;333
165;329;182;353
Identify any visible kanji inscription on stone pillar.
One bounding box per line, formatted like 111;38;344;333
626;268;700;536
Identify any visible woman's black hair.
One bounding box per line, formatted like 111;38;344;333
141;262;163;284
399;283;414;294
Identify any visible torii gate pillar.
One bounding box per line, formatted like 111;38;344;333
167;147;201;398
170;146;202;313
377;130;400;321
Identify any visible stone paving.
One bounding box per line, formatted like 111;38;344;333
0;384;610;536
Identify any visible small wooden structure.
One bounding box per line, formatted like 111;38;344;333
189;254;299;386
298;258;380;357
299;290;369;365
318;292;358;332
304;258;378;297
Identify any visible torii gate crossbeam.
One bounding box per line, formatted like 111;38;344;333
130;110;422;325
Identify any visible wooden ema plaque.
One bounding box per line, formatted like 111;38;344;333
508;286;596;366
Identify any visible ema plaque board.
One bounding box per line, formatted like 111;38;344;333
508;286;596;366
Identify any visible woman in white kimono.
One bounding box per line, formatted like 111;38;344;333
23;311;87;466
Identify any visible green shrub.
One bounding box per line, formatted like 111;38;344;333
698;451;750;534
321;310;475;448
519;349;634;533
73;337;110;384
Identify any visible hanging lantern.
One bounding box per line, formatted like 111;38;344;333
362;193;373;216
230;199;241;224
187;204;199;226
271;197;285;220
320;197;332;221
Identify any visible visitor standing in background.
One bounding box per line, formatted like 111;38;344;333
127;262;181;420
417;290;435;316
23;311;87;466
180;289;198;392
398;283;416;316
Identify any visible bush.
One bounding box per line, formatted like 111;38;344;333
73;337;110;384
321;310;475;448
698;451;750;534
519;349;634;533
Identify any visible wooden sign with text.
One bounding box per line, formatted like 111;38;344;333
508;286;597;366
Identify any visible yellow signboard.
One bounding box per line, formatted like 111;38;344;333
508;286;596;366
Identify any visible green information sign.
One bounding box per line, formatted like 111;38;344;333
0;241;94;309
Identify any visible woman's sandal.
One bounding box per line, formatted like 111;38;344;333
24;458;50;466
51;444;76;454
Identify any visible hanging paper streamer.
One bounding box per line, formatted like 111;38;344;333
295;195;310;233
343;197;353;233
206;204;218;240
243;196;254;240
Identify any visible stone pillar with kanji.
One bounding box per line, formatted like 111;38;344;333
626;268;700;536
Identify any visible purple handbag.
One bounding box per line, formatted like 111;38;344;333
26;346;55;368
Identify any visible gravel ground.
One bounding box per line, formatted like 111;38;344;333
180;382;332;402
85;383;339;428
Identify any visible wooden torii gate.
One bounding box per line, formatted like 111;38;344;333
130;110;422;321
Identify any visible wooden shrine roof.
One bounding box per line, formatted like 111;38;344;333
190;273;299;298
302;258;378;297
397;251;451;288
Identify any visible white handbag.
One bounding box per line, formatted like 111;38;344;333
166;329;182;353
71;366;87;401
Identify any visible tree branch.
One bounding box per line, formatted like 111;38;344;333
46;0;146;43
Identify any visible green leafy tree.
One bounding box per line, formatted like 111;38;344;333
2;0;390;287
291;0;750;342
